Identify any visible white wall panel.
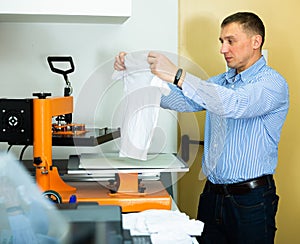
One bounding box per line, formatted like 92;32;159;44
0;0;178;159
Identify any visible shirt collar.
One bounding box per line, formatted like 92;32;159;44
225;56;267;84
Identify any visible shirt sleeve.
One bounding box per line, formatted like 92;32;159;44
160;83;204;112
181;71;289;119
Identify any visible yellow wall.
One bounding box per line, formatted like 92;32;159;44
177;0;300;243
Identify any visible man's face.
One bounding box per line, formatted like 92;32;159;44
219;22;260;73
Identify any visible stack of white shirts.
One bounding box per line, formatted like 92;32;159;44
122;209;204;244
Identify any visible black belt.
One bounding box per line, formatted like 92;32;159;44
206;175;273;195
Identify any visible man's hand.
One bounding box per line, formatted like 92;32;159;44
147;51;178;83
114;51;127;71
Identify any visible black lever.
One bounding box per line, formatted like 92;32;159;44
47;56;75;96
47;56;75;124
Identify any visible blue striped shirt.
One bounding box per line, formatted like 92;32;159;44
161;56;289;184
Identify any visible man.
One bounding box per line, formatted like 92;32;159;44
114;12;289;244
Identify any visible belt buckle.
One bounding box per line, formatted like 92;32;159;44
248;180;257;189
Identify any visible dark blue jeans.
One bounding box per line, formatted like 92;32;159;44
197;178;279;244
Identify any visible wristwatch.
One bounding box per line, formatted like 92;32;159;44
174;68;183;88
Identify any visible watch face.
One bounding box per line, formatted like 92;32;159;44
174;68;183;85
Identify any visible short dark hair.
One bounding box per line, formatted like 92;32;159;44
221;12;265;48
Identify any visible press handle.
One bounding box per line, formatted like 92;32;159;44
47;56;75;77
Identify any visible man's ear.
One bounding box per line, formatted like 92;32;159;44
252;35;262;50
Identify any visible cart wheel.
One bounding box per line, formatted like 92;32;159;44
42;190;62;204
